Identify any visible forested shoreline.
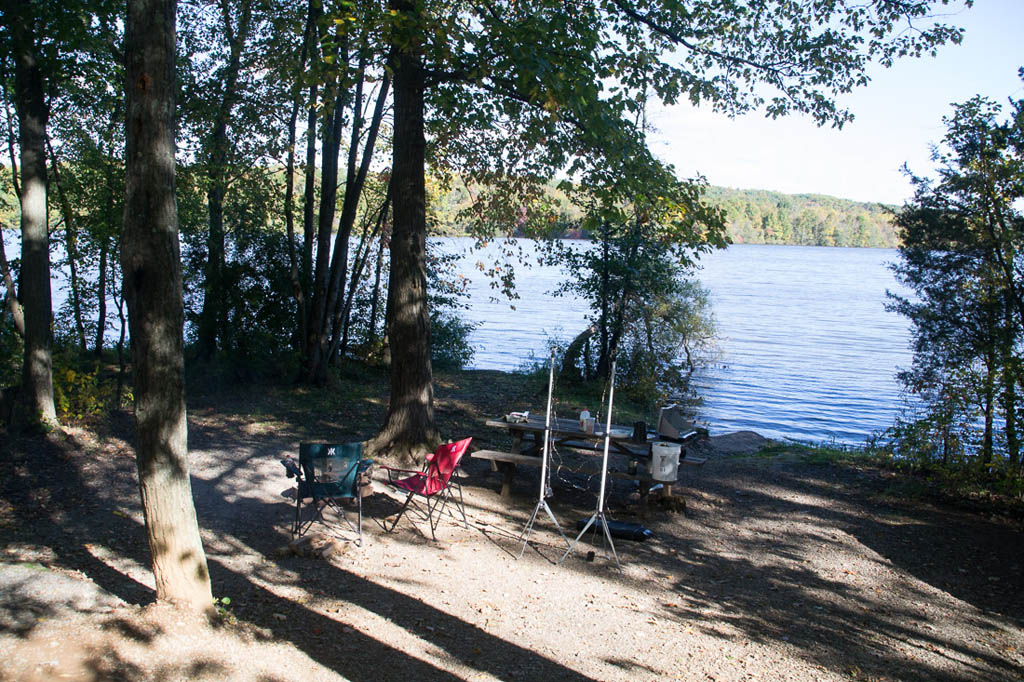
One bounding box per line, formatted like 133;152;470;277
2;172;898;249
428;180;898;247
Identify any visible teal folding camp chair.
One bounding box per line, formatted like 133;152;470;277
282;442;372;545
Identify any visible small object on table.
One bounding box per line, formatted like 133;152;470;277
505;411;529;423
632;421;647;442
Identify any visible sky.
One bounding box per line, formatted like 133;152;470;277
647;0;1024;206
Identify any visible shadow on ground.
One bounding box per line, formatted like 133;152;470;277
2;395;1022;681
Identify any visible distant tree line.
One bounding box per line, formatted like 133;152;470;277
430;181;898;248
706;187;897;248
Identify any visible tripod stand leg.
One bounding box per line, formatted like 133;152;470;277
542;501;570;548
597;512;621;572
517;503;544;559
559;513;598;564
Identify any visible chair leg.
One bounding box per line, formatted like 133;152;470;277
425;493;440;540
388;492;415;533
293;495;302;537
454;479;469;529
435;483;467;529
357;493;363;546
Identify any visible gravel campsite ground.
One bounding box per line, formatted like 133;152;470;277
1;370;1022;682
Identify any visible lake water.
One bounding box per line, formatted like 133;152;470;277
436;238;912;445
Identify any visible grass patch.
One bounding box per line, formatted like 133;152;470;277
752;440;876;465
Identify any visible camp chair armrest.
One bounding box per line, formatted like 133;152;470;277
281;457;304;480
380;464;422;484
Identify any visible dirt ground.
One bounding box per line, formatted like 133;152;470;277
1;389;1023;681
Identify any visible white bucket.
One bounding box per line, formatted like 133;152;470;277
650;442;682;482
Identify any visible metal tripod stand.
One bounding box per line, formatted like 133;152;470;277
518;349;570;558
559;360;621;572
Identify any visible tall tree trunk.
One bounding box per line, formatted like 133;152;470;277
982;350;995;465
1;82;25;336
284;0;316;351
197;0;253;359
1;81;20;198
11;6;56;427
1;82;25;337
95;238;108;355
338;186;390;360
1003;300;1019;468
326;74;391;364
367;216;388;350
47;138;87;350
301;79;318;327
114;265;127;405
123;0;212;611
284;94;306;349
299;0;322;319
95;133;120;356
304;28;348;383
0;234;24;337
368;0;437;462
308;47;365;382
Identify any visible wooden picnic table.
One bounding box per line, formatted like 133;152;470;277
483;414;668;458
477;414;702;497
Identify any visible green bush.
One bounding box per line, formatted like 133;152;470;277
52;350;119;424
430;310;476;369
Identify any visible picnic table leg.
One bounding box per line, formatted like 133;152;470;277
638;479;651;520
499;462;516;498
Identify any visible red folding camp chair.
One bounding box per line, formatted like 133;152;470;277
381;437;472;540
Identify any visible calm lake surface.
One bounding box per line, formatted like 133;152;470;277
436;238;912;445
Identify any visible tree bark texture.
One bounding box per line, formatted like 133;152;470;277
369;0;438;461
123;0;213;611
11;6;56;426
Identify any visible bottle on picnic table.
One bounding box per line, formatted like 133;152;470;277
579;409;590;431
